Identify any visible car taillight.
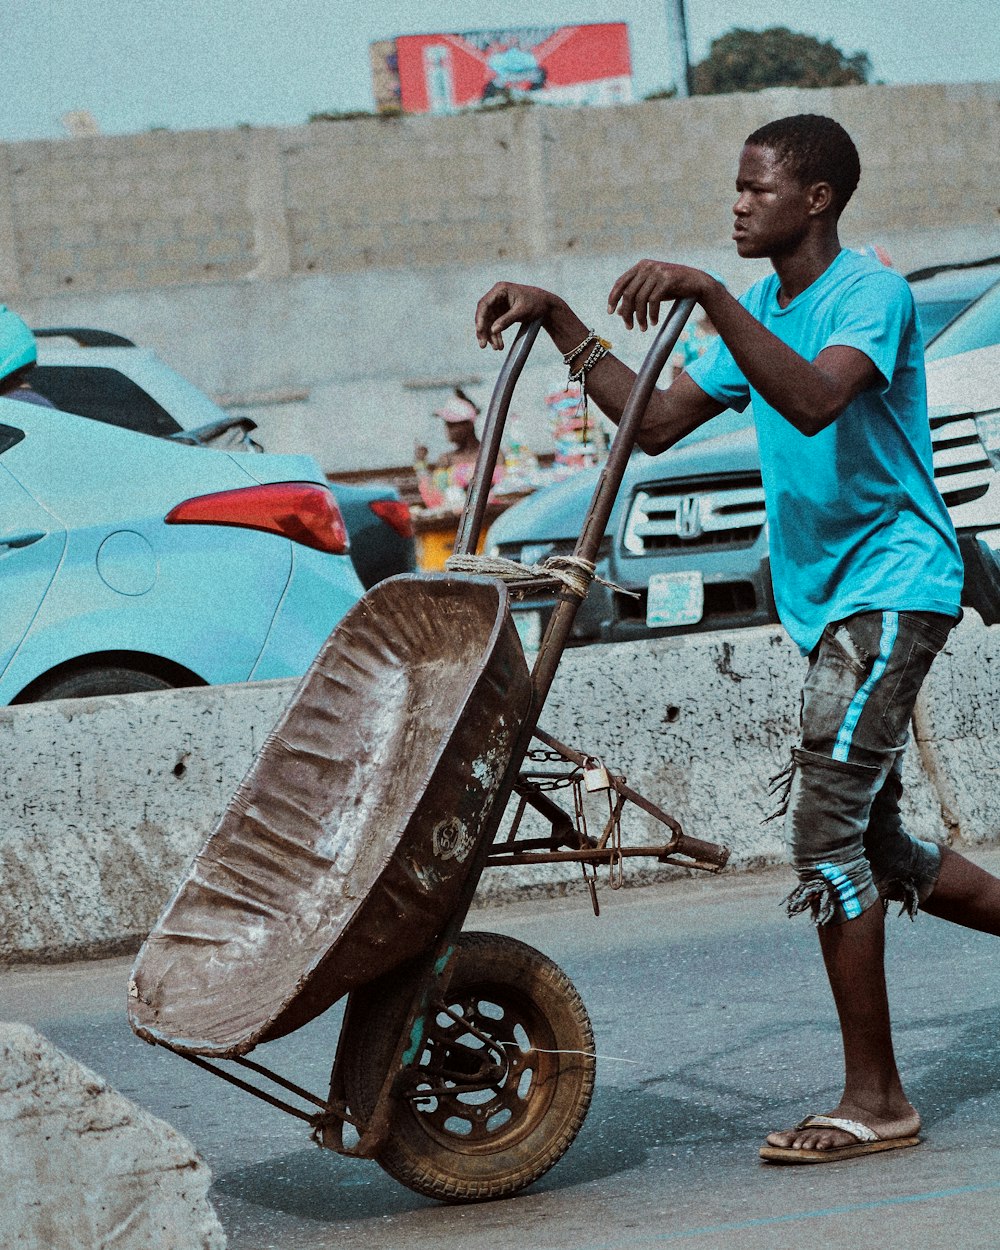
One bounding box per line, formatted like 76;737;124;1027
369;498;414;539
165;482;349;554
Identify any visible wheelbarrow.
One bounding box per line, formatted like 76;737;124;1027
128;299;730;1203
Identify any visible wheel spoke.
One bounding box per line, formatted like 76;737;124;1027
407;985;557;1146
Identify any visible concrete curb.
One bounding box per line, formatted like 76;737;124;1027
0;1022;225;1249
1;616;997;962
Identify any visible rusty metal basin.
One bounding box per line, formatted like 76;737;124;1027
128;575;532;1058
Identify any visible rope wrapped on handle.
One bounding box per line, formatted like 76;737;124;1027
444;552;637;600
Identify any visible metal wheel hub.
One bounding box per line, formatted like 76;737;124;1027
402;983;558;1152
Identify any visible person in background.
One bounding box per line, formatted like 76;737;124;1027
414;388;502;509
433;390;483;485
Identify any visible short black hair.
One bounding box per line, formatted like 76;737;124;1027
745;114;861;215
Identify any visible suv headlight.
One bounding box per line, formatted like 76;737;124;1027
974;409;1000;471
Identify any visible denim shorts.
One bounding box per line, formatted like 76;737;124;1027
781;610;958;926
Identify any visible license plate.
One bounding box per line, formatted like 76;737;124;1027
513;609;542;653
646;571;704;627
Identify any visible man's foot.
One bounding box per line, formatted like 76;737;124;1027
760;1101;921;1164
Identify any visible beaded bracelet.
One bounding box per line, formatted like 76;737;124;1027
562;330;598;366
565;334;612;459
567;337;611;383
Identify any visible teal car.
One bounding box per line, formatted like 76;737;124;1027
0;391;364;703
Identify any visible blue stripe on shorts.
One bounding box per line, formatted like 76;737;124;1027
816;861;864;919
831;611;899;763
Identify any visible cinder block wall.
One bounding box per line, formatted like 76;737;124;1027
3;83;998;296
1;83;998;471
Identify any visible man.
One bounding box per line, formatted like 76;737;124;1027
475;113;1000;1163
414;388;504;509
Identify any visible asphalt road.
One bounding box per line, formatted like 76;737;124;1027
6;852;1000;1250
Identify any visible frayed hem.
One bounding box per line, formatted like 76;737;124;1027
878;879;921;921
783;880;837;926
763;758;794;825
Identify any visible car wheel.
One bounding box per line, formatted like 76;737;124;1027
24;665;176;702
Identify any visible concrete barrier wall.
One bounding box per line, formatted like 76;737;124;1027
2;613;997;963
913;619;1000;844
0;1022;225;1249
0;680;293;963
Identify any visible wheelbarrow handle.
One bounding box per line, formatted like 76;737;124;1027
572;299;696;570
453;318;543;558
530;299;695;702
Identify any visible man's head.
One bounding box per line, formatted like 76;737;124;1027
745;114;860;217
732;114;860;260
0;306;37;395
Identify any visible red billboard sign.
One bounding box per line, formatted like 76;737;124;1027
370;23;633;115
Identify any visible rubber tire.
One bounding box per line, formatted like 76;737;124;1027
25;665;175;701
344;931;596;1203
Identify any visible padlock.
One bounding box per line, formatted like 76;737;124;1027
584;756;611;792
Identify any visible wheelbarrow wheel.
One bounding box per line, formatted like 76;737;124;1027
345;930;596;1203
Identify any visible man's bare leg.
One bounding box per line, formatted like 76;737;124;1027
765;901;919;1152
767;847;1000;1152
920;846;1000;935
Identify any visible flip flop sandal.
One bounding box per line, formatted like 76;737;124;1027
759;1114;922;1164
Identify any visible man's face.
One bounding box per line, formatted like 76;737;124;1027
731;144;816;259
446;419;475;447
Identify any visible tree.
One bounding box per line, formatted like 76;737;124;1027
691;27;872;95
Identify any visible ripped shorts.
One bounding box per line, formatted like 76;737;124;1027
781;610;958;926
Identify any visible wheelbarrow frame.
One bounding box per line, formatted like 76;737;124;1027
141;300;730;1164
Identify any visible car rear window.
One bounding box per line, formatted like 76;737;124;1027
29;366;183;437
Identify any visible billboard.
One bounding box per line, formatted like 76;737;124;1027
370;24;633;115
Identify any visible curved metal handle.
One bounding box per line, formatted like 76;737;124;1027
571;299;696;571
529;299;696;701
452;318;543;558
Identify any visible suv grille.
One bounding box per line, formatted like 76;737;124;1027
930;411;993;508
623;476;766;555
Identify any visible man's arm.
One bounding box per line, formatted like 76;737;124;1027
607;261;884;437
474;282;725;456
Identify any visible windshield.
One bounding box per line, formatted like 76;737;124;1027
917;298;971;342
926;280;1000;362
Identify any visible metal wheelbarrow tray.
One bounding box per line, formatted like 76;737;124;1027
129;573;532;1057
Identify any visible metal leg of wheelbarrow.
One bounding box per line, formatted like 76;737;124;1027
325;944;459;1158
327;301;707;1171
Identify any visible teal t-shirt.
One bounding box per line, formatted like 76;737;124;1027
687;248;963;653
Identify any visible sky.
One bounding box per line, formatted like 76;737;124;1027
4;0;999;142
